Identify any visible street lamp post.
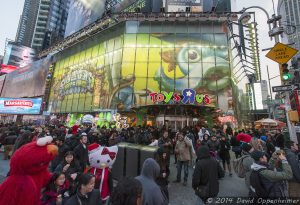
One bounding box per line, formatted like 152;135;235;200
240;6;297;142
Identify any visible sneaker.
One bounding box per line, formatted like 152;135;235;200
173;180;180;183
183;181;187;186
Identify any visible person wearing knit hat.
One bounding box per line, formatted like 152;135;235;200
241;143;253;153
249;149;293;197
250;150;266;162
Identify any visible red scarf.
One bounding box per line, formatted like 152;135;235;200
89;167;110;200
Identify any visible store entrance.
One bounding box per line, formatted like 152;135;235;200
156;115;194;131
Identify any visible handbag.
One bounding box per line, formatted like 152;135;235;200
195;183;209;198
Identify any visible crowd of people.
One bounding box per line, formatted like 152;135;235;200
0;122;299;205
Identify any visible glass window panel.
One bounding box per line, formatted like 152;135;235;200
112;49;123;64
135;47;149;62
79;50;86;62
122;62;135;77
126;21;138;34
138;22;150;33
85;47;93;59
162;22;175;33
150;22;163;33
149;35;161;47
98;43;106;56
175;22;188;33
84;96;93;111
147;62;161;77
114;37;122;50
73;53;81;65
124;34;137;46
199;23;213;33
189;77;203;89
107;38;115;53
91;44;100;58
148;48;162;63
188;22;201;33
136;34;149;46
174;77;188;92
122;48;136;62
71;97;79;112
134;62;148;77
188;63;203;78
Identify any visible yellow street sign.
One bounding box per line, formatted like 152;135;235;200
266;42;298;64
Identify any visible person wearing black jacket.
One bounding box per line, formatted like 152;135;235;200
51;136;71;172
219;136;232;176
74;133;89;172
192;146;224;204
55;151;82;195
65;173;102;205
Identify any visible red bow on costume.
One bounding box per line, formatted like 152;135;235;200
101;148;116;160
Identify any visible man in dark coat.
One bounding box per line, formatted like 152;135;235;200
192;146;224;204
74;133;89;172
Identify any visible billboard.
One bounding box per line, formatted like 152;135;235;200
64;0;106;37
49;23;232;113
0;75;6;95
0;97;42;115
166;0;203;12
3;42;36;67
1;57;51;98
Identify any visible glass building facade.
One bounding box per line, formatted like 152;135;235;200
49;20;234;116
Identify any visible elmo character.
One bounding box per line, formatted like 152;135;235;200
0;136;58;205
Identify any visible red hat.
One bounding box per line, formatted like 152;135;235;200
88;143;100;153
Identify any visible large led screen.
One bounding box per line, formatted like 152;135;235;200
1;57;51;98
65;0;106;37
0;97;42;115
50;23;232;113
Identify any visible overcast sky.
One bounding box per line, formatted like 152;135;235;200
0;0;281;92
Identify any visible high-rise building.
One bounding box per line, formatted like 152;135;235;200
16;0;70;51
278;0;300;58
15;0;40;47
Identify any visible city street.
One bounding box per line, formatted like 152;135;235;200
0;152;248;204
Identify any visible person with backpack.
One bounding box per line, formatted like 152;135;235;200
249;150;293;198
232;143;254;190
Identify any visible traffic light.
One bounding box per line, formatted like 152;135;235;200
281;63;292;81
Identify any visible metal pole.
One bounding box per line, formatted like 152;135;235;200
267;66;273;100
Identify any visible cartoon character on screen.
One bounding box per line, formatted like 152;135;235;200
85;143;118;201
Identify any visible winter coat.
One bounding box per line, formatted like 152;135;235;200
175;138;193;161
135;158;168;205
284;148;300;182
55;160;82;179
218;140;230;160
65;189;102;205
241;151;254;188
50;144;71;172
40;181;70;205
207;140;220;152
250;160;292;197
74;143;89;172
192;146;224;199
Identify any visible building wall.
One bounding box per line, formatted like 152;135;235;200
278;0;300;58
49;21;234;114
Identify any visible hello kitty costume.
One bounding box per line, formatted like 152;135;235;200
85;143;118;201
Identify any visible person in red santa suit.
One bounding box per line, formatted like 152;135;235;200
85;143;118;203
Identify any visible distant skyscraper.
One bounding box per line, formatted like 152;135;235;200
15;0;40;47
278;0;300;58
16;0;70;51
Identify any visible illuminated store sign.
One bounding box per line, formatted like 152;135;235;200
149;89;210;105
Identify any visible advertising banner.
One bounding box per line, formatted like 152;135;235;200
64;0;106;37
1;57;51;98
0;97;42;115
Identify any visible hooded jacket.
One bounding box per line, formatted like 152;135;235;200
192;146;224;198
135;158;168;205
250;160;292;197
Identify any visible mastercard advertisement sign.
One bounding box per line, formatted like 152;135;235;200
0;98;42;115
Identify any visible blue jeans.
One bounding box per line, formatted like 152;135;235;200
177;160;189;182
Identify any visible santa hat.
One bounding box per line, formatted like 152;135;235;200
88;143;101;154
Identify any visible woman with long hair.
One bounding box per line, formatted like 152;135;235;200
41;172;70;205
65;173;102;205
55;151;81;195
